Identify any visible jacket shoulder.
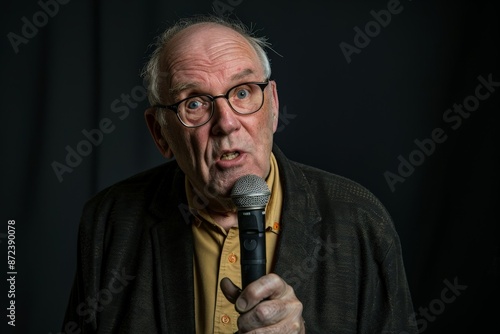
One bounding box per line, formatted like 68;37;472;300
293;161;390;219
84;161;177;211
289;161;399;257
77;161;182;242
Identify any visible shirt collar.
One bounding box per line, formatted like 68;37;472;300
185;153;283;234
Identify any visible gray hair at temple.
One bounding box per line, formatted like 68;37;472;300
141;15;272;126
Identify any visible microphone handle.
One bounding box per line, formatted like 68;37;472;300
238;209;266;289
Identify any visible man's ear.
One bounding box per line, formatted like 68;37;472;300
144;108;174;159
269;80;280;133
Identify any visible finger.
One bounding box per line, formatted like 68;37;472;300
237;300;304;333
237;299;287;330
220;277;242;304
236;273;287;313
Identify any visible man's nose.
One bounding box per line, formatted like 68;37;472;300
211;96;241;135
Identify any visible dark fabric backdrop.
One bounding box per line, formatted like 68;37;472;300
1;0;499;333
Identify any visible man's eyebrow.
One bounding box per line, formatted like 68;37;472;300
168;69;258;101
168;82;198;101
230;69;256;82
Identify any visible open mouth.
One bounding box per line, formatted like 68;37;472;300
220;151;240;161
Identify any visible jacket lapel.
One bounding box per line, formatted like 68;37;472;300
272;145;323;291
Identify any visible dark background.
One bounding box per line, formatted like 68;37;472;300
1;0;499;333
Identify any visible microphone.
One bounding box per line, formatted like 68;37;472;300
230;174;271;289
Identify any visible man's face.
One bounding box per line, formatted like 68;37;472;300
156;23;279;211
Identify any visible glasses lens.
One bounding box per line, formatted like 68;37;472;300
228;83;265;114
178;95;213;126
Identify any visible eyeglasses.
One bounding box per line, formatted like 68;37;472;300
154;80;270;128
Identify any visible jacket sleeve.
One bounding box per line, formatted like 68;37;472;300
359;235;418;334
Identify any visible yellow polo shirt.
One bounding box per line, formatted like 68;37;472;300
186;153;282;333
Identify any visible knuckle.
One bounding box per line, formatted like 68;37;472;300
245;286;260;301
262;273;281;287
295;300;303;313
254;304;274;323
253;302;277;322
291;320;302;331
267;272;280;281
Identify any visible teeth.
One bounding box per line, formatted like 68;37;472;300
221;152;240;160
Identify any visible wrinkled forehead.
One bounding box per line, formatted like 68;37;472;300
160;23;263;87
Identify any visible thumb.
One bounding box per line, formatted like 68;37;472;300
220;277;241;304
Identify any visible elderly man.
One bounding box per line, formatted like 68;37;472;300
63;15;417;333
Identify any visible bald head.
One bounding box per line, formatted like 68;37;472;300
142;16;272;109
164;23;265;101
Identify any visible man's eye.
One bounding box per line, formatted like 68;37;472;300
186;100;203;109
236;89;250;99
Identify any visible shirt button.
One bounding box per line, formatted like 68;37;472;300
228;253;237;263
221;314;231;324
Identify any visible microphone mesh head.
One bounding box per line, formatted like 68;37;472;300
230;174;271;209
